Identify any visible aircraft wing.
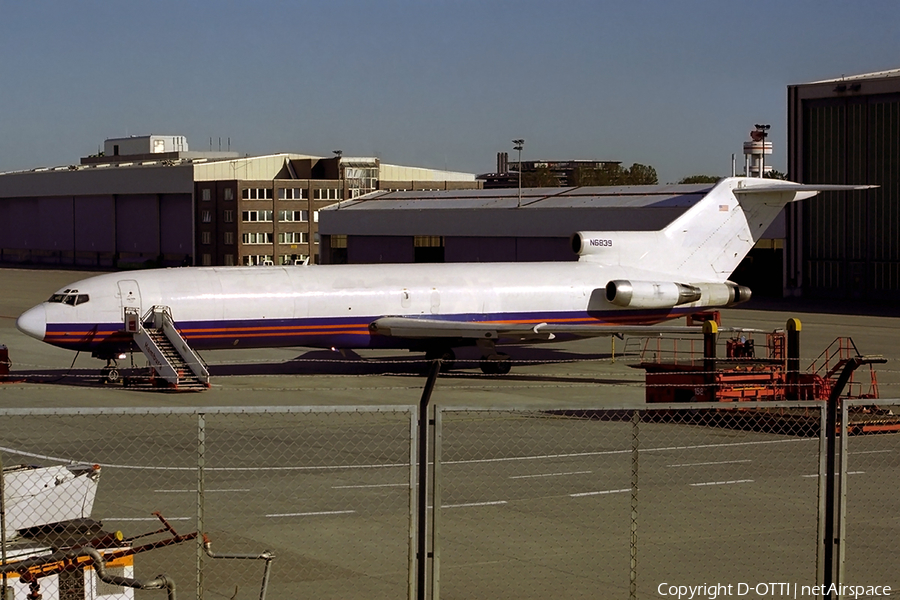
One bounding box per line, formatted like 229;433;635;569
368;316;762;342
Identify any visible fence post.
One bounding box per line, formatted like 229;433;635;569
417;360;441;600
786;318;801;400
409;406;418;600
838;401;850;592
816;403;828;589
630;410;640;600
432;405;443;600
821;357;884;599
703;321;718;402
198;412;206;600
1;451;7;600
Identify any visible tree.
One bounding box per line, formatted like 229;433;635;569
521;166;559;187
678;175;721;184
624;163;658;185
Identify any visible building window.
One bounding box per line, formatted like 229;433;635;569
224;188;234;201
281;254;308;265
201;231;212;245
242;188;273;200
277;232;308;244
202;253;212;266
201;188;211;201
243;254;273;266
201;210;212;223
224;231;234;245
224;210;234;223
314;188;341;200
278;210;308;222
242;232;274;244
224;254;234;266
330;234;347;248
279;188;308;200
313;210;319;223
242;210;273;222
414;235;444;263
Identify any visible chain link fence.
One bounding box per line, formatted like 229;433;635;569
840;399;900;593
432;403;828;599
0;400;898;599
0;407;417;600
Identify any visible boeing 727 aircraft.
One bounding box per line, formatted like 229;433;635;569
16;178;872;375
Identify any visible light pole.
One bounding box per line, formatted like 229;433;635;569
513;139;524;207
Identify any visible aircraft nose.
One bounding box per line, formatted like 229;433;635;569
16;305;47;341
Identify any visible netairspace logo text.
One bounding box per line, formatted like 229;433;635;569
657;582;892;599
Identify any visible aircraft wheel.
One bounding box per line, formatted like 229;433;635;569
493;353;511;375
101;367;121;384
426;348;455;372
480;353;510;375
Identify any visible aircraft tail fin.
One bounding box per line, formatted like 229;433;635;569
573;178;874;282
658;178;875;281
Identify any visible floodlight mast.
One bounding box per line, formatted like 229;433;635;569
512;139;524;207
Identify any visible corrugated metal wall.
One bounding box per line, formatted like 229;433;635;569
801;92;900;298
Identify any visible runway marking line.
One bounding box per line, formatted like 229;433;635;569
0;437;810;473
801;471;865;478
667;460;751;467
333;483;407;489
509;470;592;479
266;510;356;518
570;488;629;497
443;501;507;508
850;450;892;454
106;517;193;522
690;479;754;487
154;488;251;493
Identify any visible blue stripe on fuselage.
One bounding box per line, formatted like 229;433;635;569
42;307;694;353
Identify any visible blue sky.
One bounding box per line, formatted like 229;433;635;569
1;0;898;183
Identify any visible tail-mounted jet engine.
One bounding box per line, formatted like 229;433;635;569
605;280;751;309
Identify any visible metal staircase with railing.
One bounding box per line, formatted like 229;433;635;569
125;306;210;391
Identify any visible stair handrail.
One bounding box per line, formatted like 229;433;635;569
808;337;860;379
157;310;210;384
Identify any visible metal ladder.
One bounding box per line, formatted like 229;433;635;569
126;306;210;390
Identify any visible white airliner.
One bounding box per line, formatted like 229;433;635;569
15;178;871;374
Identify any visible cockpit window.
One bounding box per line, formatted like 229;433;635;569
48;290;89;306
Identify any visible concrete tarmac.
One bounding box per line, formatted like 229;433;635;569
1;267;899;598
3;267;900;408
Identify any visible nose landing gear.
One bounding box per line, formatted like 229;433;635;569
100;359;120;384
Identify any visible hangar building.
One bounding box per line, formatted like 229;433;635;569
318;184;713;265
787;68;900;299
0;136;478;269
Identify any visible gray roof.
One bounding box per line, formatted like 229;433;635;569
805;67;900;84
319;184;715;237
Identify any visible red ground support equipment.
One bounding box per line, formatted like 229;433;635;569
638;318;899;434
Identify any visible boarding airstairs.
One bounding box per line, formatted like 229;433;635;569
125;306;210;390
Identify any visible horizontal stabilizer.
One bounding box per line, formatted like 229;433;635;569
732;183;877;194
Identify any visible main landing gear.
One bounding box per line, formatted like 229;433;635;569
424;346;512;375
425;348;456;372
479;352;511;375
